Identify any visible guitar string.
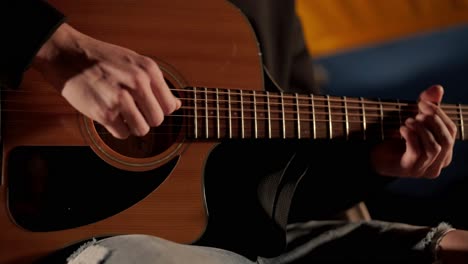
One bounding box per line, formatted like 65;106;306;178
1;108;468;125
5;114;466;133
2;105;467;122
4;121;463;138
2;94;467;114
3;88;468;111
3;87;467;136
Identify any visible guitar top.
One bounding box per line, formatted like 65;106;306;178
0;0;263;263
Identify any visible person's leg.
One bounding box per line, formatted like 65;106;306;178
258;220;457;264
66;234;256;264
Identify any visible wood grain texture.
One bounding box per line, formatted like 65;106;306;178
0;0;263;263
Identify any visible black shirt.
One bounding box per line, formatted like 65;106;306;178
228;0;320;95
0;0;65;89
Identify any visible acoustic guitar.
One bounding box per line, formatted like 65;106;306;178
1;0;467;263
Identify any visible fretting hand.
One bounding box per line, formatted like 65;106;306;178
371;85;457;179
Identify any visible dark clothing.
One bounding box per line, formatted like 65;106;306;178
0;0;65;89
3;1;428;264
227;0;320;95
197;0;386;258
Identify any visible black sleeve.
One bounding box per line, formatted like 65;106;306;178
287;139;396;223
0;0;65;89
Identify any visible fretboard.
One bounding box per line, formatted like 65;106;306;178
177;87;467;141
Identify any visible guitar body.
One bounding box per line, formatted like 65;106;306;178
0;1;264;263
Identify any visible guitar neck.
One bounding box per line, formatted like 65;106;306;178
179;87;467;141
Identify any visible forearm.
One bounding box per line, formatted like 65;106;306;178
437;229;468;264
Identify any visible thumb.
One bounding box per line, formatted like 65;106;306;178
419;84;444;104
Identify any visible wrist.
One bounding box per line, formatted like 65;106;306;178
32;23;81;69
436;228;468;264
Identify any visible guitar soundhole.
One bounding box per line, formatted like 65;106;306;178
94;109;184;159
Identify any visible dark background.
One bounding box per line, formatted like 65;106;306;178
315;24;468;229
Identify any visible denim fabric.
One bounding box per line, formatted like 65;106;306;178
67;234;255;264
67;220;453;264
258;220;438;264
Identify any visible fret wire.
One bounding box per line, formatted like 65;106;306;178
193;87;198;139
344;96;349;140
183;96;467;114
296;93;301;139
180;89;468;141
254;91;258;139
240;90;245;139
17;117;440;126
95;128;403;138
181;90;416;106
216;88;220;139
170;114;442;124
311;94;316;139
379;98;384;140
205;87;209;139
360;97;367;140
267;91;272;139
175;88;468;112
281;92;286;139
327;95;332;139
228;89;232;138
179;104;464;120
460;103;465;140
180;105;420;117
170;114;408;122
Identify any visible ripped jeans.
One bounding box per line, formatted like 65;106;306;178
65;220;454;264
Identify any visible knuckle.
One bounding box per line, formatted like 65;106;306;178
434;104;443;115
136;125;150;137
106;89;130;112
441;133;455;147
116;88;131;105
448;121;458;135
110;127;129;140
88;64;107;80
425;141;441;158
419;156;432;169
432;143;442;154
162;100;177;115
150;63;164;79
133;69;150;85
139;56;157;70
152;112;165;127
427;169;442;179
122;53;136;64
99;108;119;125
428;103;438;114
411;149;422;161
443;157;453;168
